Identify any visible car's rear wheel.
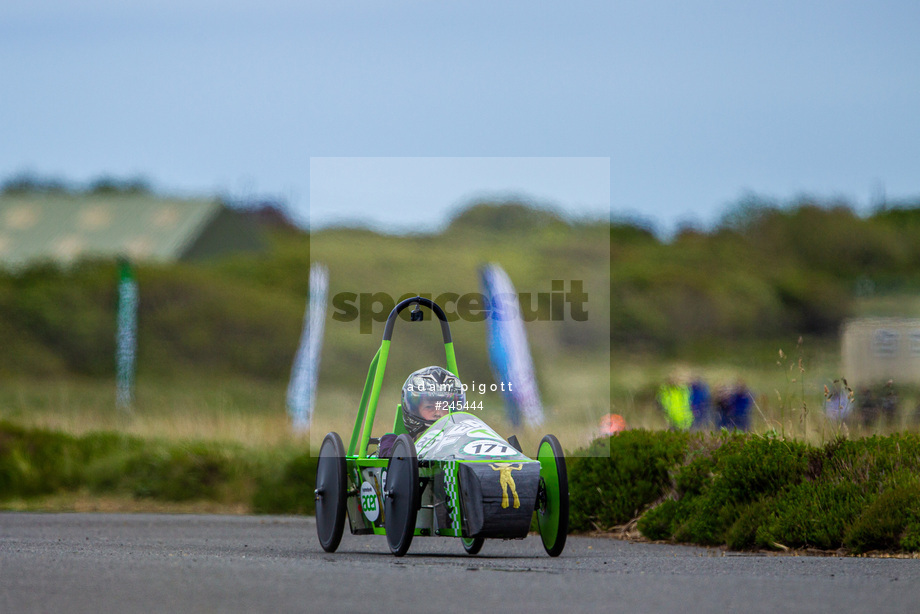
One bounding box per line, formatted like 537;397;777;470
384;434;419;557
315;432;347;553
536;434;569;557
461;536;484;555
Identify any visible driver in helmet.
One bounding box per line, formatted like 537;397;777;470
376;366;465;458
401;365;465;438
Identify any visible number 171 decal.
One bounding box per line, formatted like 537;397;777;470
462;439;517;457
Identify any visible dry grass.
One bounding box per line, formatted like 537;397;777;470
0;491;253;514
3;342;917;455
308;352;613;457
0;377;306;447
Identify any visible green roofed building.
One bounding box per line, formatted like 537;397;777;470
0;194;265;268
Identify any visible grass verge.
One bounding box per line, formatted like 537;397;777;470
0;421;316;515
569;430;920;554
6;420;920;556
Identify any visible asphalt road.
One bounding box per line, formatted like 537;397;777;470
2;513;919;614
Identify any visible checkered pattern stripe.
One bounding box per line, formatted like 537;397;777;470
443;461;461;533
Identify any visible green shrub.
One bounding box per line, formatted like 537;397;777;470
568;430;690;531
724;499;774;550
251;452;317;514
0;423;86;497
671;498;742;546
623;432;920;553
636;498;680;541
761;480;867;550
641;435;811;545
673;453;715;497
571;430;920;552
0;422;315;510
826;435;920;487
900;522;920;551
705;435;810;506
844;477;920;553
119;443;241;501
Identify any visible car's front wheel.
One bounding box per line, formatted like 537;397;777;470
384;434;420;556
315;432;347;553
535;434;569;557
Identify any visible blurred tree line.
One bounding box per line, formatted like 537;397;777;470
1;194;919;380
612;196;920;352
1;172;152;196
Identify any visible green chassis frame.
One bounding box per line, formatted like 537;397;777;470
348;297;458;459
328;295;568;555
345;296;465;538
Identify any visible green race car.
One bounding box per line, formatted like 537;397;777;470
314;296;569;557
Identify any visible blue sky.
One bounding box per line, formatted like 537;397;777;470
2;1;919;234
310;157;610;232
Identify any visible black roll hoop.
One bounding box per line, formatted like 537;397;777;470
382;296;452;343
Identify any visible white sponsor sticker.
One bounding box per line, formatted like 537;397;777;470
462;439;517;457
360;481;380;522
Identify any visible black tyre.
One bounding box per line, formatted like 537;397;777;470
536;434;569;557
384;434;419;557
315;432;347;553
461;536;484;555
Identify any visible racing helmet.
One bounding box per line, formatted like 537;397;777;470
401;366;465;436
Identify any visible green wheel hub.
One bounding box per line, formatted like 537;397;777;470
536;434;568;557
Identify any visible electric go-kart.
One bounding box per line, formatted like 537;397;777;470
315;296;569;557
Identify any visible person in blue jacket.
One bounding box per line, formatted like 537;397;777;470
689;377;712;430
715;380;752;431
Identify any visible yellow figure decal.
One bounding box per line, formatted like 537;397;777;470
490;463;523;509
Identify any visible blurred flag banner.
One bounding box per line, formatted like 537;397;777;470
287;262;329;431
116;258;138;411
479;263;544;427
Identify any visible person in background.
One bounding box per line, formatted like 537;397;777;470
657;375;692;431
824;380;853;423
856;387;879;427
714;380;752;431
689;377;712;430
881;380;898;427
729;381;752;431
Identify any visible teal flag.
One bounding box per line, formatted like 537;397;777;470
116;258;138;410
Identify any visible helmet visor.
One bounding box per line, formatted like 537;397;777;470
415;391;465;421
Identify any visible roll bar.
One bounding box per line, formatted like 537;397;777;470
349;296;459;458
383;296;452;343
